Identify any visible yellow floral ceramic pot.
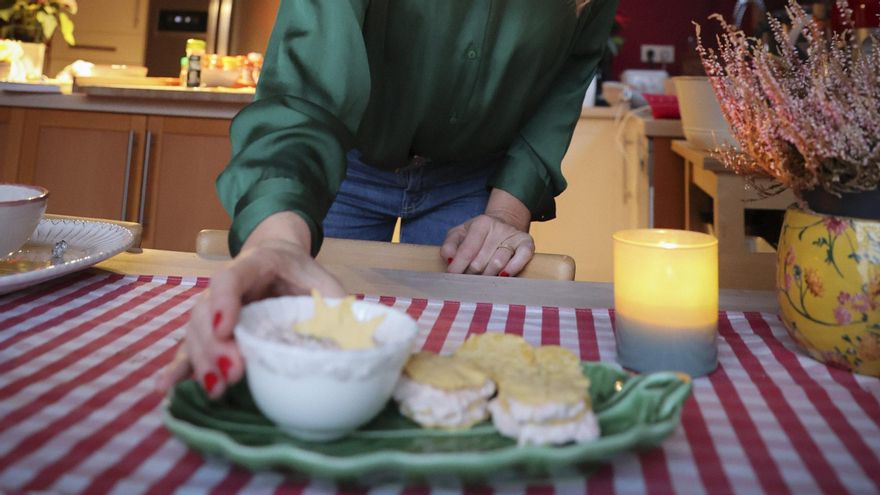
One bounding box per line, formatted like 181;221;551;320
777;208;880;376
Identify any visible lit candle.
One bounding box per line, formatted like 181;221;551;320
613;229;719;377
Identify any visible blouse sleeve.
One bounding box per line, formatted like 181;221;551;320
216;0;371;256
487;0;619;221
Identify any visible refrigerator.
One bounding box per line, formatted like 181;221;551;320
144;0;279;77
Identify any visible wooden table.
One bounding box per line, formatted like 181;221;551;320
671;140;798;291
95;248;780;313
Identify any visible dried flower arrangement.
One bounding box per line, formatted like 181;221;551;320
695;0;880;198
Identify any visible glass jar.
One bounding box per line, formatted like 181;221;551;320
185;38;206;88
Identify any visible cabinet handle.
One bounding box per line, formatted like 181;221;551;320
138;131;153;226
121;130;135;221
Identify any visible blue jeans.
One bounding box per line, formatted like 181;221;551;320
323;151;501;245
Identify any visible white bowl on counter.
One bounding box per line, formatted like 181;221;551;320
673;76;739;151
0;184;48;258
201;68;239;88
234;295;418;441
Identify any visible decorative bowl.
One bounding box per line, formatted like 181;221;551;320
777;207;880;376
233;296;418;441
673;76;738;151
0;183;48;258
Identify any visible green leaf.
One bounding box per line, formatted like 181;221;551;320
0;9;11;22
59;11;74;45
36;11;57;41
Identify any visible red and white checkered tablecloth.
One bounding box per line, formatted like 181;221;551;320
1;274;878;495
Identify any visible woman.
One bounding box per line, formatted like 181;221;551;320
160;0;618;398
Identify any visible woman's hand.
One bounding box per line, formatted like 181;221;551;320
156;212;345;399
441;189;535;277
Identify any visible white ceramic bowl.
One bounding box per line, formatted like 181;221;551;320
234;296;419;441
673;76;739;151
201;68;239;87
0;184;48;258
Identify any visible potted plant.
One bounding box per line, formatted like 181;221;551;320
0;38;21;79
0;0;76;79
695;0;880;376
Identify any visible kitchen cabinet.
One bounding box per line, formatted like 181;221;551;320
530;109;644;283
621;107;687;230
140;116;232;251
0;107;26;183
47;0;149;77
16;109;146;221
9;107;233;252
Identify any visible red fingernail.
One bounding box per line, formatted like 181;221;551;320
203;372;218;394
217;356;232;380
500;271;510;277
212;311;222;332
447;257;453;264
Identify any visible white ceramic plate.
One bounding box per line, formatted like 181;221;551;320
0;218;133;295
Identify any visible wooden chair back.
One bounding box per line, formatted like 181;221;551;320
196;229;576;281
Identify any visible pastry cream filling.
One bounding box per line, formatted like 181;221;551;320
495;394;588;423
488;397;600;446
393;375;495;429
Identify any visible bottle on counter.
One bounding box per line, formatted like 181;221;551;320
179;56;188;86
185;38;206;88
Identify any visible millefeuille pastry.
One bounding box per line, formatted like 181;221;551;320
488;364;599;446
457;335;599;446
392;351;496;430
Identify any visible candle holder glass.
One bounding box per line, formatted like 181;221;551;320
613;229;719;377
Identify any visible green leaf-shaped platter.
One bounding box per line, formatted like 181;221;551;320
164;362;691;482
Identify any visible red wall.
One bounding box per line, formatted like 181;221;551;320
610;0;738;78
609;0;879;79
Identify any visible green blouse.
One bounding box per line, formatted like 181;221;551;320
217;0;618;255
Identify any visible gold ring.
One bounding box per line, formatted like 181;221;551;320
496;244;515;253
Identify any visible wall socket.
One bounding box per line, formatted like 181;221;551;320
640;44;675;64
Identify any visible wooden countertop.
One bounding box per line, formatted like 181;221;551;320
0;88;681;134
73;82;255;104
579;106;625;120
628;106;683;138
95;248;780;312
0;86;250;119
579;106;683;138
